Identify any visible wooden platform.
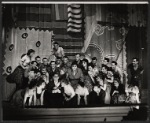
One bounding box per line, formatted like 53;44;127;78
3;102;148;121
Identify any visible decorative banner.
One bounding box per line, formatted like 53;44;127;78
9;44;14;51
3;27;53;75
22;33;28;39
36;41;41;47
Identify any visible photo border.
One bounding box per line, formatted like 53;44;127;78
0;0;149;122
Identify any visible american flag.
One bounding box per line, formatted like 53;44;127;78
67;4;83;33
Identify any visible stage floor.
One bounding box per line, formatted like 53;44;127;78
2;101;148;121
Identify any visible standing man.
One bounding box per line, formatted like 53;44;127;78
128;58;144;89
74;54;82;69
52;42;65;59
102;57;110;69
111;61;123;84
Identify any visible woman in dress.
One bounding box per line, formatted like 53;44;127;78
104;70;114;104
44;72;63;107
61;79;77;107
75;81;89;106
84;63;96;93
81;59;89;76
35;80;46;106
67;62;84;90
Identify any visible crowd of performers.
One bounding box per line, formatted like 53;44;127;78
6;42;144;108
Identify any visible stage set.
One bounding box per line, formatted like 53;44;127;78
1;3;149;121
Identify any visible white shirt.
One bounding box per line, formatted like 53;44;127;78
53;47;65;58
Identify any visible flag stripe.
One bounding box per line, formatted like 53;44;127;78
68;12;82;18
67;23;82;28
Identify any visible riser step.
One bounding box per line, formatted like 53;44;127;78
55;35;83;40
65;52;81;56
61;45;83;49
55;38;83;42
57;42;83;46
64;49;82;53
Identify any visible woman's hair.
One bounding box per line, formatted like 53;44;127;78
28;80;37;89
21;53;26;58
36;79;45;87
61;79;69;85
114;78;120;84
88;63;94;68
78;81;85;87
71;61;78;66
27;49;35;56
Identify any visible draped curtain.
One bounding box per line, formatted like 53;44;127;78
83;4;128;85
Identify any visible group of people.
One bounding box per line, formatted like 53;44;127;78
7;42;144;108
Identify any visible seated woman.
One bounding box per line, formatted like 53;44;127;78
44;72;63;107
84;63;96;93
35;80;46;106
125;84;140;104
104;70;114;104
67;61;84;90
111;78;126;104
61;79;77;107
23;76;37;107
89;85;106;106
96;75;107;91
75;81;89;106
81;59;89;76
59;67;67;80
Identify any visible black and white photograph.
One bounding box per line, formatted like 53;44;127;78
1;1;149;122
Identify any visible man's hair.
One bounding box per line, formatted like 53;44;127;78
63;56;69;59
133;57;139;62
50;61;56;64
101;64;108;70
112;61;117;65
71;61;78;66
92;57;97;61
76;53;80;56
104;57;110;62
31;61;37;65
82;59;89;64
53;42;59;45
42;57;48;61
35;56;40;59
